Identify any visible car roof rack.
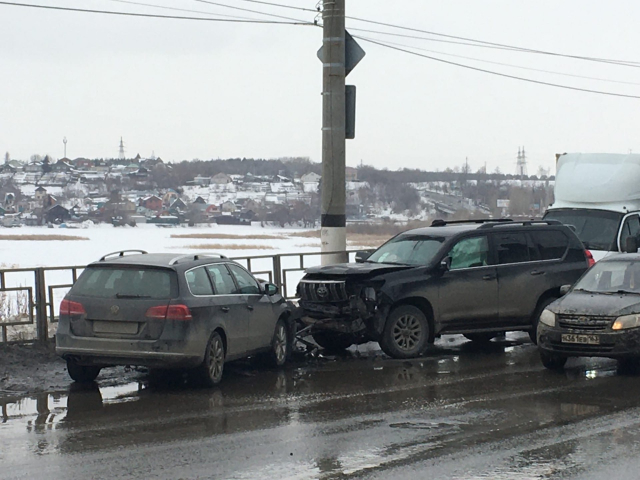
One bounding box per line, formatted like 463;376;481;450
478;219;563;229
169;253;228;265
430;218;512;227
99;250;148;262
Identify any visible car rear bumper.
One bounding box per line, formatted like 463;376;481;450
538;324;640;358
56;334;204;368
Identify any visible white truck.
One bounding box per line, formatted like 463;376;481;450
543;152;640;260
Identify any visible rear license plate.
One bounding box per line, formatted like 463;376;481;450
561;333;600;345
93;321;139;335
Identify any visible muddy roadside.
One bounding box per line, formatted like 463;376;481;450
0;342;142;400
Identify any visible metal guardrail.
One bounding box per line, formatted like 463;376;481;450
0;250;360;344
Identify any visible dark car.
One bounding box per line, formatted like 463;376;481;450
56;250;294;385
297;219;592;359
538;254;640;370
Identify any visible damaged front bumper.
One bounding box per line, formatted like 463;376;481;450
538;324;640;358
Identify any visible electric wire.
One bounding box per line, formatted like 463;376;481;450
104;0;257;21
358;35;640;86
347;17;640;68
191;0;310;24
0;0;314;23
355;36;640;99
230;0;317;13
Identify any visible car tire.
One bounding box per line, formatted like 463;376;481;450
312;332;354;352
194;332;225;387
539;349;567;370
379;305;429;359
66;359;101;383
530;296;558;344
269;319;290;367
464;333;497;343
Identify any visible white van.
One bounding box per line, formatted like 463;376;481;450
543;153;640;260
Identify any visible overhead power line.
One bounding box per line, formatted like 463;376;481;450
0;0;314;24
359;36;640;86
347;16;640;68
231;0;317;13
104;0;258;21
190;0;310;24
355;36;640;99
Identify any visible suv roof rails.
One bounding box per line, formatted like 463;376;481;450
478;219;563;229
430;218;512;227
169;253;228;265
99;250;148;262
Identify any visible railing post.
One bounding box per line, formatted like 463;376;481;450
272;254;282;289
34;268;48;343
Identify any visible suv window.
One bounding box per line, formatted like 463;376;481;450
185;266;214;296
620;215;640;249
72;267;176;299
206;264;236;295
448;236;489;270
529;230;569;260
494;232;532;264
228;264;260;294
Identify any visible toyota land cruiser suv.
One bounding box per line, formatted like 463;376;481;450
296;219;593;359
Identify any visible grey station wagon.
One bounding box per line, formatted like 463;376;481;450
56;250;294;386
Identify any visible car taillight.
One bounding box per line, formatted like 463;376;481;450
145;304;192;321
60;299;86;316
585;249;596;268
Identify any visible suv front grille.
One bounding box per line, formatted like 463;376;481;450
299;280;348;302
557;314;614;331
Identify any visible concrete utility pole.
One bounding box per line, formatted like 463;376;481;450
321;0;347;265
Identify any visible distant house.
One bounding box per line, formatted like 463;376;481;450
140;195;163;211
211;173;232;185
44;204;70;224
169;198;187;213
34;186;47;202
301;172;321;183
74;158;93;170
194;175;211;186
53;159;73;172
220;200;236;213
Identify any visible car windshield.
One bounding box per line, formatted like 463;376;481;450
366;235;445;265
543;209;622;251
72;266;178;299
574;260;640;294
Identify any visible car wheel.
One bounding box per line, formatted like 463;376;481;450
380;305;429;359
530;296;558;344
194;332;225;387
312;332;354;352
269;319;290;367
464;333;497;343
539;349;567;370
66;359;101;383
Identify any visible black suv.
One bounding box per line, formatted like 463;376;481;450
56;250;294;385
296;219;592;359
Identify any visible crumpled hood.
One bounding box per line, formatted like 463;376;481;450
304;262;413;277
552;290;640;317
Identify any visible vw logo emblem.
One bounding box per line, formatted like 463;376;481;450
110;305;120;315
316;285;329;297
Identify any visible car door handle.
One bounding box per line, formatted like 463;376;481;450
482;274;495;280
530;270;545;276
246;305;254;311
220;306;230;313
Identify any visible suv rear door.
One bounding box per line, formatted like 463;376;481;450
437;234;499;330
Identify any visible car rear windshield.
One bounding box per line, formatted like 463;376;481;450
543;209;622;251
574;260;640;294
367;235;445;265
71;266;178;299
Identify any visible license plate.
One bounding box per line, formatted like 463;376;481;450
561;333;600;345
93;321;139;335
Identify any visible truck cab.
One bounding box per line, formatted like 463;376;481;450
543;153;640;260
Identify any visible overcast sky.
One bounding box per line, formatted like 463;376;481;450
2;1;640;175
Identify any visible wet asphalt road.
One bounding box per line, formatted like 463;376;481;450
4;334;640;479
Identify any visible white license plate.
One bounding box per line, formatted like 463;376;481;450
561;333;600;345
93;321;139;335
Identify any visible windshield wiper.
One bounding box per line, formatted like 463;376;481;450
613;289;640;295
573;288;596;293
115;293;151;299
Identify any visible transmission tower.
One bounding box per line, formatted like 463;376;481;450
118;137;125;160
516;146;528;178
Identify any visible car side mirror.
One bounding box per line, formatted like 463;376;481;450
440;256;451;271
263;283;278;296
559;284;572;296
355;251;371;263
626;236;638;253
